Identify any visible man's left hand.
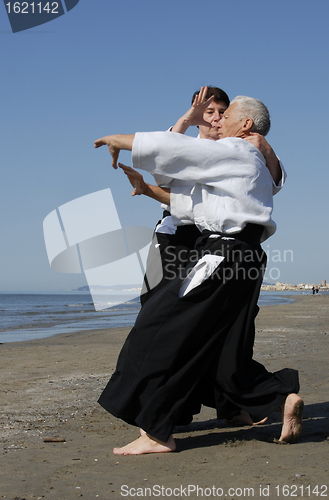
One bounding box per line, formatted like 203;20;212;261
119;163;148;196
245;133;282;185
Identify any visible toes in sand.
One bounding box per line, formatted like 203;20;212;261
113;434;176;455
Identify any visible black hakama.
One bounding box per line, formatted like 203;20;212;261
140;217;201;305
98;226;299;442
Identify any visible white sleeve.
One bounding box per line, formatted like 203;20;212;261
152;173;176;187
132;132;253;183
150;127;183;186
170;185;195;226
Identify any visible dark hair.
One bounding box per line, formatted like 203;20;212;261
191;86;230;107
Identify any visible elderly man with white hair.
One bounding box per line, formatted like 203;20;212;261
94;92;303;455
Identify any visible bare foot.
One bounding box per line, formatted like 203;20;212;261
113;434;176;455
225;410;268;426
278;393;304;443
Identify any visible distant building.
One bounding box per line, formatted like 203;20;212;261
261;281;328;292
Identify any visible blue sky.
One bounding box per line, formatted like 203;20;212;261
1;0;328;291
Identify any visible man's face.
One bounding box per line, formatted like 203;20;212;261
198;100;228;141
218;102;245;139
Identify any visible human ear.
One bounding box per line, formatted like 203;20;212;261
243;118;254;132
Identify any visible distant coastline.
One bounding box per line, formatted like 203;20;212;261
75;282;329;293
261;281;328;292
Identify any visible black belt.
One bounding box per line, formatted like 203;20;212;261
201;223;263;246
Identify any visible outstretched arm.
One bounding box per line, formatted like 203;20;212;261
94;134;171;204
118;163;170;205
171;86;214;134
244;133;282;185
94;134;135;168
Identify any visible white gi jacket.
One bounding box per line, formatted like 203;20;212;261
132;132;286;243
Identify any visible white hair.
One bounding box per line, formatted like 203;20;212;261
231;96;271;136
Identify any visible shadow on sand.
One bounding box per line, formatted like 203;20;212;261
173;401;329;452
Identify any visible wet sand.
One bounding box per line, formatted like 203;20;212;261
1;295;328;499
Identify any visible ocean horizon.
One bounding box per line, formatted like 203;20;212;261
0;289;320;344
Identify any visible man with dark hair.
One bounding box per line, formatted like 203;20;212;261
192;86;230;104
94;92;303;455
176;85;230;139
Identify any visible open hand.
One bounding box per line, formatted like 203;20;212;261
118;163;148;196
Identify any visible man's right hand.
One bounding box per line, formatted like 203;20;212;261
94;135;120;169
94;134;135;169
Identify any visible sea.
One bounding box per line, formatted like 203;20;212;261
0;290;316;344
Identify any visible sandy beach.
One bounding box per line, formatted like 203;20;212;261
1;294;328;500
